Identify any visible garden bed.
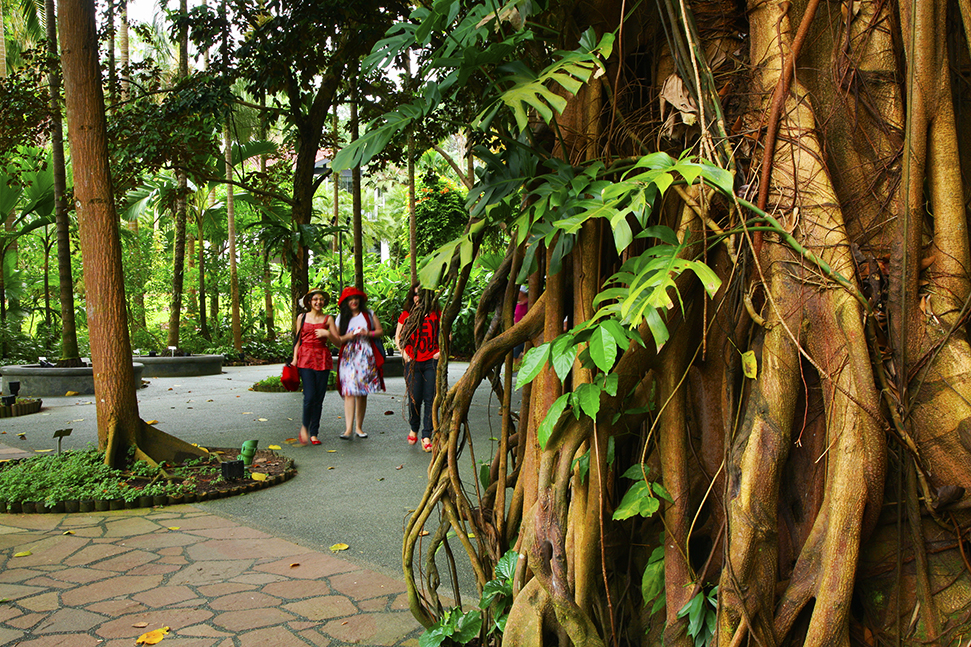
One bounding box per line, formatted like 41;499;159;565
0;447;296;514
0;398;42;418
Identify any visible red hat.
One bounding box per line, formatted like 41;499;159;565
339;286;367;306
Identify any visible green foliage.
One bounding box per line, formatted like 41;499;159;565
612;464;672;521
0;51;52;167
415;173;468;257
678;586;718;647
642;545;666;617
420;549;518;646
419;607;482;647
0;448;116;505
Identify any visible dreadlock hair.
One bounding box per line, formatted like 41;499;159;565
399;284;438;349
338;294;367;336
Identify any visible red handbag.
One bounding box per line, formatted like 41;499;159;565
282;362;300;391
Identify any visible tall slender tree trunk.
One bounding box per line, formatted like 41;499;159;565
226;126;242;350
408;130;417;284
197;215;209;339
351;84;363;289
119;0;129;100
166;0;189;349
45;0;80;365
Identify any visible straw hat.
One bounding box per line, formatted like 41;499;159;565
301;289;329;311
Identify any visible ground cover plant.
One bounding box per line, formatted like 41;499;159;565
0;446;291;507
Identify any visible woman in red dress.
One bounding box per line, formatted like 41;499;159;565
291;289;335;445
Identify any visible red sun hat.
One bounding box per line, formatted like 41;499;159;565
339;286;367;306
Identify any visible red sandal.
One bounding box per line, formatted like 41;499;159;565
407;432;418;445
421;437;432;453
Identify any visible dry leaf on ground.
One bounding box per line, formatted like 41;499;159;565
330;543;349;552
136;627;170;644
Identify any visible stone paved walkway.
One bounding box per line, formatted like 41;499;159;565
0;506;423;646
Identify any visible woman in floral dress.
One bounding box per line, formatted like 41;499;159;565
335;286;385;440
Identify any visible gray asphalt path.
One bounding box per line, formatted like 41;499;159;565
1;360;516;595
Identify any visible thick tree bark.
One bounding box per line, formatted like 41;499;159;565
58;0;141;459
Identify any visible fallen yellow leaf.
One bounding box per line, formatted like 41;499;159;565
167;527;180;531
65;391;79;396
242;412;252;415
63;531;74;535
35;449;53;453
257;418;268;422
268;445;281;450
136;627;170;644
327;450;337;453
251;472;267;481
13;551;32;557
330;543;349;552
290;563;300;568
328;466;335;470
145;420;159;425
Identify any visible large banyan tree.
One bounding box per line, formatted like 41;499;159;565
338;0;971;644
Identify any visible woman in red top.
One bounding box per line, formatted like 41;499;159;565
395;284;441;452
291;289;335;445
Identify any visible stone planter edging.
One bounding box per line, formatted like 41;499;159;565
1;363;146;397
134;354;224;377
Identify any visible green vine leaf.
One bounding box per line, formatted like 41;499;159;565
537;393;570;449
516;342;551;390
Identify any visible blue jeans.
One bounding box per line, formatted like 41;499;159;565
298;368;330;438
406;359;436;440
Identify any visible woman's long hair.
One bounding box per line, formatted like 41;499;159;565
339;295;367;336
400;284;438;348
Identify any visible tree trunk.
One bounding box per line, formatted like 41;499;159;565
59;0;204;470
45;0;80;364
351;84;363;290
226;126;242;351
166;0;189;349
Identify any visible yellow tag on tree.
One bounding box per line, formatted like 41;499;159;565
741;350;758;379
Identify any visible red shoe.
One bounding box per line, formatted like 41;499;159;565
311;437;322;445
298;429;309;445
407;432;418;445
421;437;432;453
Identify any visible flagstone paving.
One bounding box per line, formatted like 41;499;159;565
0;507;423;646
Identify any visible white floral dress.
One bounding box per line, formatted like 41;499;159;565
337;311;384;396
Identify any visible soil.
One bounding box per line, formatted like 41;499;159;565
130;448;295;497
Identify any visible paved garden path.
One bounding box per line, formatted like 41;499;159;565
0;361;512;645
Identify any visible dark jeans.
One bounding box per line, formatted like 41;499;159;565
406;359;437;439
298;368;330;438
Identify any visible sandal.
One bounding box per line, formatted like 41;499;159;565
355;431;368;439
421;437;432;453
407;432;418;445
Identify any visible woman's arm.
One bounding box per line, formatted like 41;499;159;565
326;315;340;343
291;315;303;363
370;312;384;337
395;321;411;362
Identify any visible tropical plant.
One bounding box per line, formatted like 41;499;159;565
333;0;971;645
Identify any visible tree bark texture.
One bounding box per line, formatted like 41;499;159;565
400;0;971;645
